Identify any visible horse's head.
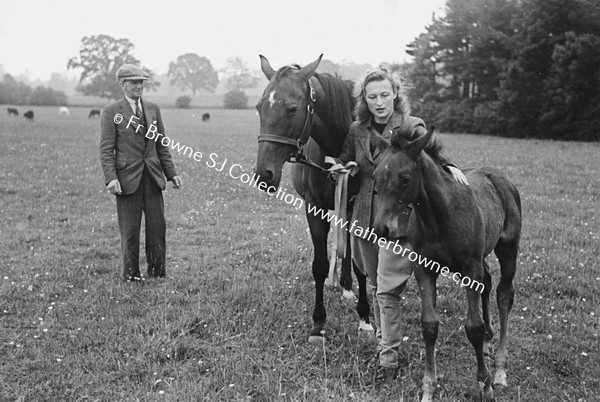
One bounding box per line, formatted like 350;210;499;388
253;54;323;190
373;128;434;238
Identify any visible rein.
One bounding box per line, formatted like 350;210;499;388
257;80;328;172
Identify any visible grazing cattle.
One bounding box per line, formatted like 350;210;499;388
202;112;210;122
89;109;101;118
24;110;34;121
59;106;70;116
7;108;19;116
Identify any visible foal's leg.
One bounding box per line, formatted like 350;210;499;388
493;240;518;386
353;260;373;333
306;207;331;343
414;268;438;402
464;261;494;401
481;261;494;356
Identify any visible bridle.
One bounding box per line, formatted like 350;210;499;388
257;79;328;172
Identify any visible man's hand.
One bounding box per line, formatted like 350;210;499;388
107;179;122;195
446;166;469;185
171;176;182;189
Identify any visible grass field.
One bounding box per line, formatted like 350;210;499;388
0;106;598;401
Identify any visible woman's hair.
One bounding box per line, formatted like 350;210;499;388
353;67;410;124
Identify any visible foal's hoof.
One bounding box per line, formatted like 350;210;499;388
493;370;507;386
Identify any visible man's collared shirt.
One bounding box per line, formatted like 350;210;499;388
125;95;142;116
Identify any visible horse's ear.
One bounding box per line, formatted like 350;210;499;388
406;127;435;159
298;54;323;81
259;55;276;80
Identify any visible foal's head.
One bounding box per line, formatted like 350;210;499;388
372;128;435;238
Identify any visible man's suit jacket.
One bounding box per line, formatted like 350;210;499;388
100;98;177;195
339;112;452;237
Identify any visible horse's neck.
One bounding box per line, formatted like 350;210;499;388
412;154;456;236
308;77;351;157
310;117;346;156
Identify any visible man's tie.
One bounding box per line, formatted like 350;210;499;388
135;100;147;146
135;101;142;119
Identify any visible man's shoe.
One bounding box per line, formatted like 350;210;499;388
364;366;399;387
125;275;144;283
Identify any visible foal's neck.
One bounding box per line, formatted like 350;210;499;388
412;153;456;236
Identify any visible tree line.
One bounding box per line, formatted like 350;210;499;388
66;34;257;109
0;74;67;106
403;0;600;141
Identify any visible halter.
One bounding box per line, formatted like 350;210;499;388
257;80;328;172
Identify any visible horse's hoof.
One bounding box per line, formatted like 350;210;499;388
308;334;325;344
342;289;356;301
324;277;338;288
493;370;507;387
358;319;374;333
479;381;495;401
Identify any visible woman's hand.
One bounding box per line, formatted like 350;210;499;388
328;164;344;182
446;166;469;185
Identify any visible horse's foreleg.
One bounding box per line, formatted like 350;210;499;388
414;268;438;402
339;230;356;300
493;240;518;387
465;262;494;401
353;261;373;334
482;261;494;356
306;208;330;344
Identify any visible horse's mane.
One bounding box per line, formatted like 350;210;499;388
391;134;447;166
274;66;355;135
314;72;355;134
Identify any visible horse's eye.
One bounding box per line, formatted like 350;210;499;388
288;105;298;114
399;175;411;186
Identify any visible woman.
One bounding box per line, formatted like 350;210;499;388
331;68;468;384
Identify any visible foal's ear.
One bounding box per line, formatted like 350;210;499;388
298;54;323;81
259;55;276;80
372;136;391;152
406;127;435;159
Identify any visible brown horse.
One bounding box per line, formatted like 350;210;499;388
372;129;521;401
253;55;371;343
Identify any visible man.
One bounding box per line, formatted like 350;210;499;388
100;64;182;282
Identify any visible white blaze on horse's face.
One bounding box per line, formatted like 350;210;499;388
268;91;277;108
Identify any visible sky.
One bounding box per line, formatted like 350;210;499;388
0;0;446;81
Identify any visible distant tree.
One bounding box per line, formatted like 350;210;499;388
223;89;248;109
221;57;259;91
0;74;66;105
28;86;68;106
498;0;600;139
67;34;160;100
0;74;32;104
175;95;192;109
167;53;219;95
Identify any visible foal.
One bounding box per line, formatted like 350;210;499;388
372;129;521;401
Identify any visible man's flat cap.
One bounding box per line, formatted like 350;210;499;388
116;64;150;83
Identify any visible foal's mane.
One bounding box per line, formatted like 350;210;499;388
391;134;447;166
274;65;355;135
